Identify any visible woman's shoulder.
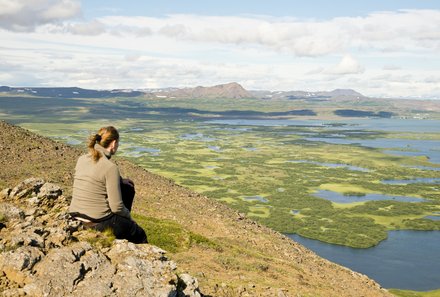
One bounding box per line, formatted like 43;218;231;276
76;153;90;165
98;155;118;171
76;153;116;169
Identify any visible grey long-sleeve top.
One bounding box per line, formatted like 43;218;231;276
69;144;131;220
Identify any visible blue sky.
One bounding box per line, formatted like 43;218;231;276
1;0;440;98
83;0;440;18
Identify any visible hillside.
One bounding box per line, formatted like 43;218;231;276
0;121;392;296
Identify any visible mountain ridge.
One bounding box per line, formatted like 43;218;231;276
0;83;364;100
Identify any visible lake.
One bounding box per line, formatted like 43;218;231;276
315;189;426;203
207;118;440;132
287;231;440;291
208;118;440;291
208;118;440;163
304;137;440;164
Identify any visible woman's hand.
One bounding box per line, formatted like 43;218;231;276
122;178;134;187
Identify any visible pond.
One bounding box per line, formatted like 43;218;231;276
409;165;440;171
287;231;440;290
208;145;222;151
304;137;440;164
180;133;216;141
287;160;369;172
55;136;82;145
120;146;161;157
424;215;440;221
314;190;425;203
382;178;440;185
242;195;268;203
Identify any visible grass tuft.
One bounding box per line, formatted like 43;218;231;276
133;213;220;253
80;228;115;248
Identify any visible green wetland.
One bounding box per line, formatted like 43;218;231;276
2;94;440;291
1;95;440;250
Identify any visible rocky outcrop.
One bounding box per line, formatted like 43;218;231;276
0;178;202;297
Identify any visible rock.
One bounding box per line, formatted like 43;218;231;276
44;227;70;248
9;178;44;199
0;188;11;200
1;288;26;297
37;182;62;200
106;240;179;297
0;203;25;221
1;179;204;297
27;197;40;207
8;227;46;249
178;273;202;297
0;246;44;286
27;242;115;297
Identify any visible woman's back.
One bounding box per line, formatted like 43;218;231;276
69;126;147;243
71;150;119;220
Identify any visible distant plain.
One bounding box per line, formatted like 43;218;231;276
1;94;440;248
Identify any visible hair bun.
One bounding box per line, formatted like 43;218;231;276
95;134;102;142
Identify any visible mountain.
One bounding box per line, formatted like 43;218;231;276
149;82;253;99
0;84;364;100
0;121;392;296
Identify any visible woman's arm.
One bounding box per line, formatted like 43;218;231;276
106;165;131;219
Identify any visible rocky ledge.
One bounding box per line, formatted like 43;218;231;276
0;178;202;297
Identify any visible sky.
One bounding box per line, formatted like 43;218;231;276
1;0;440;98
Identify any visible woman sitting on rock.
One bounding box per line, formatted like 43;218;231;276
69;126;147;244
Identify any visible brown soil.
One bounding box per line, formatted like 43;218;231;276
0;120;392;297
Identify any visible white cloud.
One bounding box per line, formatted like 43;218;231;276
0;0;81;32
3;7;440;57
326;55;364;75
159;24;189;38
41;0;80;20
383;65;401;71
0;1;23;15
424;76;440;84
64;20;106;36
91;10;440;57
1;7;440;98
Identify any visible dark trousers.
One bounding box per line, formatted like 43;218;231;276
121;181;135;211
95;182;148;244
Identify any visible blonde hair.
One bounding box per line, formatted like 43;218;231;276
88;126;119;162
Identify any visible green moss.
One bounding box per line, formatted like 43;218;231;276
133;213;220;253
